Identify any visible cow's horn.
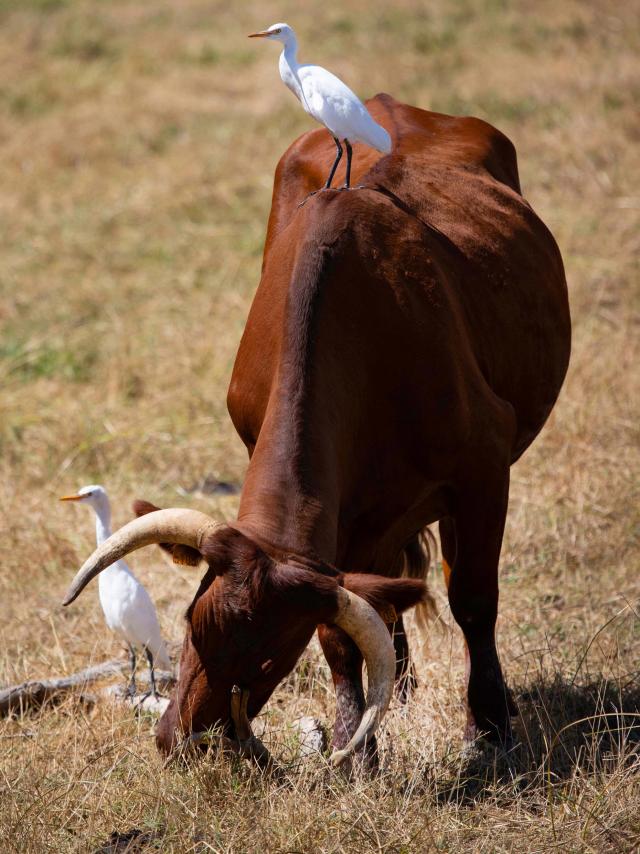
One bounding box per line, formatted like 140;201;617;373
62;509;220;606
329;586;396;767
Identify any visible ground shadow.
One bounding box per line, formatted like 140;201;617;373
435;672;640;804
93;827;166;853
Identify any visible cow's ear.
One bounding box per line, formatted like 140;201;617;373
269;563;344;621
341;574;427;623
132;499;202;567
131;499;161;516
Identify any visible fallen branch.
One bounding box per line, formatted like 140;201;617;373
102;683;171;715
0;660;175;717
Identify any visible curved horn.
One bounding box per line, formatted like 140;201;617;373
329;587;396;768
62;509;220;606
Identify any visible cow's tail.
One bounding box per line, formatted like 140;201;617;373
402;528;436;632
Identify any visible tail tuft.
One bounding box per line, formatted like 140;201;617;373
403;528;436;631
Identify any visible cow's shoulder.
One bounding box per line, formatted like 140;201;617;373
368;94;521;193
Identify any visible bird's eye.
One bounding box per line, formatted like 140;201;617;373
275;28;281;34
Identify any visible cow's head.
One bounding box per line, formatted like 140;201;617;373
62;506;425;765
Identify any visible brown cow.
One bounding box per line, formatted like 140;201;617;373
63;95;570;766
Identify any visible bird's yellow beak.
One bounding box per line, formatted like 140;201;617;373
248;31;270;38
59;494;83;501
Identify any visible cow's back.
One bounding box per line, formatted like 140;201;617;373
230;96;570;469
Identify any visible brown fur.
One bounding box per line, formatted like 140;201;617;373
140;96;569;756
225;96;569;751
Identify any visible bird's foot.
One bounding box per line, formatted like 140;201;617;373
133;689;162;710
339;184;367;192
298;187;343;208
297;189;322;208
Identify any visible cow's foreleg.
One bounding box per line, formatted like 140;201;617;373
318;623;378;771
446;469;517;747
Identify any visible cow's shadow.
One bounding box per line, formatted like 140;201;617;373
434;673;640;804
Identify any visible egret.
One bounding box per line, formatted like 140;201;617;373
60;485;171;699
249;23;391;191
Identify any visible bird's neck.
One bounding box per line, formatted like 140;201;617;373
281;36;299;71
93;507;112;546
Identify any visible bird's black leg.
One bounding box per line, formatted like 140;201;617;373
324;137;343;189
127;643;137;698
343;139;353;189
142;647;159;701
298;138;344;207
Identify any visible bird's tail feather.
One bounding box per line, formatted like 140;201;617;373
151;640;171;672
361;119;392;154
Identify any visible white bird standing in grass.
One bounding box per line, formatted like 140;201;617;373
249;22;391;191
60;485;171;699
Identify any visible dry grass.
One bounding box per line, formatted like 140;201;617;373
0;0;639;850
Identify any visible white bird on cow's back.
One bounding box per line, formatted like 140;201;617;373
249;22;391;192
60;484;171;699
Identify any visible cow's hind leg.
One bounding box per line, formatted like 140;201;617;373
318;624;378;771
440;516;475;736
446;466;517;747
393;616;417;703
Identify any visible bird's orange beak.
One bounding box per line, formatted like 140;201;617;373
248;31;270;38
59;494;83;501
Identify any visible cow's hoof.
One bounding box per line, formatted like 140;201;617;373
464;714;517;753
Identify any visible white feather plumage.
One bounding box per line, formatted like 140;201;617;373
250;23;391;189
61;485;170;690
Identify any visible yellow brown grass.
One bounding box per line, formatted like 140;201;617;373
0;0;639;850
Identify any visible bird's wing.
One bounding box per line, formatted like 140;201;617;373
98;562;137;629
298;65;372;137
299;64;363;106
124;580;165;652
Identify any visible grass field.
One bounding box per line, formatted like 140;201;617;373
1;0;639;851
